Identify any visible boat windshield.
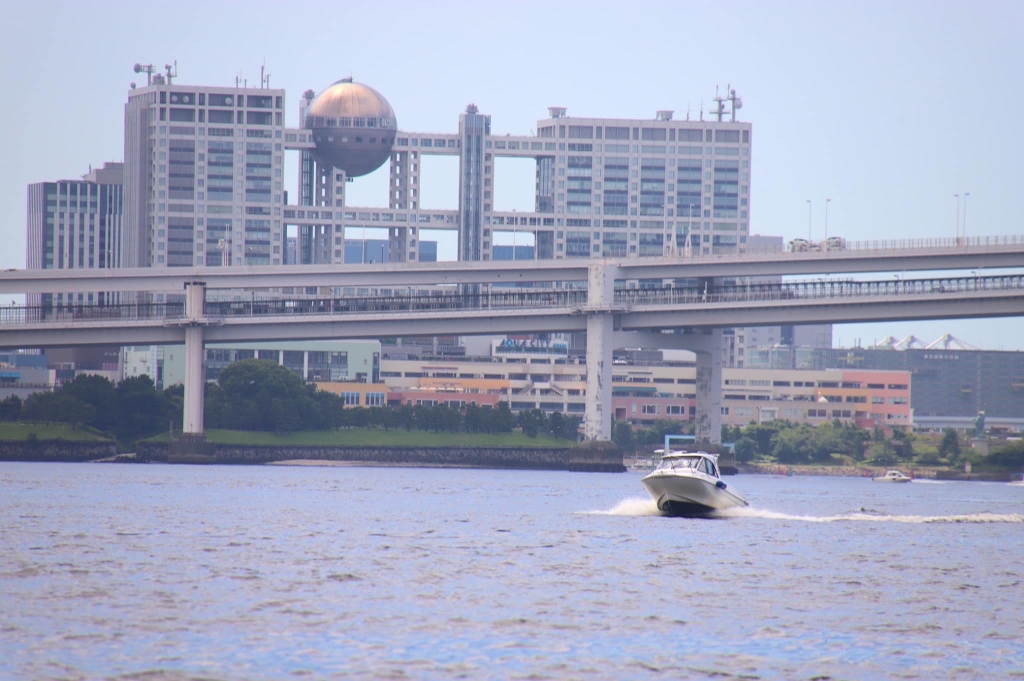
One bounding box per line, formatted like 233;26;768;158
658;456;716;476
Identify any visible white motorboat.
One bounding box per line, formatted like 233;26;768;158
641;451;748;516
872;470;913;483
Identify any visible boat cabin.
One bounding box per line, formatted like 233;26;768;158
655;453;720;478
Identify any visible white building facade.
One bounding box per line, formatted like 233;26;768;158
25;162;124;307
123;77;288;271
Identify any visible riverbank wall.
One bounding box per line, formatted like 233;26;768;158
136;442;625;472
0;440;118;462
739;462;942;479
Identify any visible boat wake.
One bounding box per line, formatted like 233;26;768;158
586;497;663;516
713;507;1024;524
586;498;1024;523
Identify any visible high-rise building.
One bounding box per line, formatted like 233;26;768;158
285;82;751;266
123;72;287;270
26;162;124;307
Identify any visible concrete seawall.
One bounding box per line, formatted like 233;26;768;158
138;442;625;472
0;440;119;462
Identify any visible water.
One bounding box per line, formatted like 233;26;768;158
2;463;1022;680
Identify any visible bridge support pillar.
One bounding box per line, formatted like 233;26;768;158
170;281;215;463
694;328;723;444
183;325;204;434
584;264;615;442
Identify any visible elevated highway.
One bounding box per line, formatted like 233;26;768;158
0;234;1021;447
2;273;1022;347
2;234;1023;294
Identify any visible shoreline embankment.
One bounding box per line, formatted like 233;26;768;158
738;462;1011;482
143;441;625;472
2;441;1014;480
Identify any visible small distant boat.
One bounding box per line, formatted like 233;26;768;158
641;451;748;516
872;470;913;483
1009;474;1024;486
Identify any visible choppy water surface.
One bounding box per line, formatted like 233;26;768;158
1;463;1022;680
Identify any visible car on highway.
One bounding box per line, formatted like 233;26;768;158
823;236;847;251
788;238;813;252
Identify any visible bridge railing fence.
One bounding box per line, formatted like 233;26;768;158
0;302;186;326
615;274;1024;307
3;275;1020;326
686;234;1024;258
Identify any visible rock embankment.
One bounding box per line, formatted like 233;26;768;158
137;442;625;472
0;440;118;462
739;462;939;479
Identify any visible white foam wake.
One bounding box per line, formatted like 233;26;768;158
584;498;1024;523
713;507;1024;524
585;496;663;516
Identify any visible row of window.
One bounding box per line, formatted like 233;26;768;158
159;92;282;109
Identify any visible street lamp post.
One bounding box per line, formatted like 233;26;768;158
806;199;812;240
954;193;960;242
963;192;970;243
825;198;831;240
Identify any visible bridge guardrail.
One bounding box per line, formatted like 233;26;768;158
2;274;1021;327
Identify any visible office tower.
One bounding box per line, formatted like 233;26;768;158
123;68;287;270
26;162;124;307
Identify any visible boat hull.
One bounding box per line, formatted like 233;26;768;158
641;471;748;515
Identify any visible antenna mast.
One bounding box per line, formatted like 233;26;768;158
712;85;726;122
132;63;155;86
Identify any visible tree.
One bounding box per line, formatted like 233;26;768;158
612;421;634;448
396;403;415;431
987;440;1024;469
772;426;809;463
113;375;171;442
867;439;897;466
548;411;564;438
721;424;743;443
518;409;547;438
0;395;21;421
61;374;116;431
492;401;516;433
891;428;915;460
733;436;757;463
939;428;961;460
743;423;783;459
217;359;309;432
21;392;96;427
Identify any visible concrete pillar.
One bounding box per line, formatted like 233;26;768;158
584;264;615;441
694;328;723;444
183;326;204;434
182;282;206;435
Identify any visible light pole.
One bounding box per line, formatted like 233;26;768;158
954;193;960;242
963;192;970;243
806;199;812;240
824;198;831;240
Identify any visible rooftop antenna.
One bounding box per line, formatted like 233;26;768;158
260;60;271;89
164;61;177;85
133;63;155;86
712;85;726;122
686;101;691;121
699;99;704;122
727;84;743;122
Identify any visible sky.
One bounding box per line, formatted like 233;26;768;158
1;0;1022;349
